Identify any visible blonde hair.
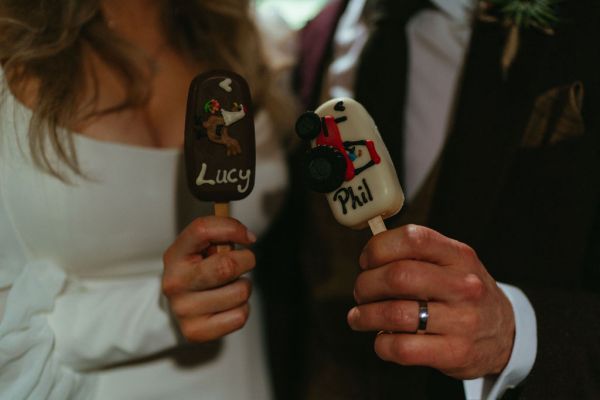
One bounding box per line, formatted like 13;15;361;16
0;0;291;179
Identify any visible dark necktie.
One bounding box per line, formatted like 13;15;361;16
354;0;433;186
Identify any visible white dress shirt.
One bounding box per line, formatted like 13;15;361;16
323;0;537;398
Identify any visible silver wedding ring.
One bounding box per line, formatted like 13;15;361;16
416;300;429;334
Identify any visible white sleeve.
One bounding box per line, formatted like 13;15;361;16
46;273;180;371
463;283;537;399
0;260;96;400
0;260;181;400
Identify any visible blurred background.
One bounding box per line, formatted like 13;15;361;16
255;0;328;28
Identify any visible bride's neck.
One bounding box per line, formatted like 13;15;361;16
100;0;167;49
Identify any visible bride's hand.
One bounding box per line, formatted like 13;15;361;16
162;216;257;342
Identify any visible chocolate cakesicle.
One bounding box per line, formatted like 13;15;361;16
295;98;404;234
184;70;255;203
184;70;255;249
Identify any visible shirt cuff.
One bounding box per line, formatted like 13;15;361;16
463;283;537;399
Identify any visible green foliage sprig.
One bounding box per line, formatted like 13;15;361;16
478;0;561;77
485;0;560;31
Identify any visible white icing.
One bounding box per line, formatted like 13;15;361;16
195;162;252;194
227;169;239;183
195;163;215;186
221;107;246;126
237;169;252;193
219;78;233;92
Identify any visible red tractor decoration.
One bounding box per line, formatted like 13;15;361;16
295;111;381;193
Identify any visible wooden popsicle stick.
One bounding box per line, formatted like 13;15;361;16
214;202;230;217
214;202;233;253
368;215;387;235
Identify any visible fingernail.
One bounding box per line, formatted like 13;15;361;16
246;230;257;243
359;252;368;269
347;307;360;326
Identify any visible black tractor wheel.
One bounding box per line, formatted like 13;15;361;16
303;146;347;193
295;111;322;140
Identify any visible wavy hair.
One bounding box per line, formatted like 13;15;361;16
0;0;291;179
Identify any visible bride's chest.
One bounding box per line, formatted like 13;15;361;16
1;139;187;278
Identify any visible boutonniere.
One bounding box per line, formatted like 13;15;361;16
478;0;561;77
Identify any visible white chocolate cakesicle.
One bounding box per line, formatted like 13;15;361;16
298;98;404;230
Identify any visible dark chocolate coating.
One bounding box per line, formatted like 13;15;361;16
184;70;256;202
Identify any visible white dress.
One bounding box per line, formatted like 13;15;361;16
0;67;287;399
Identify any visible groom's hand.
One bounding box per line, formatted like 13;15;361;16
347;225;515;379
